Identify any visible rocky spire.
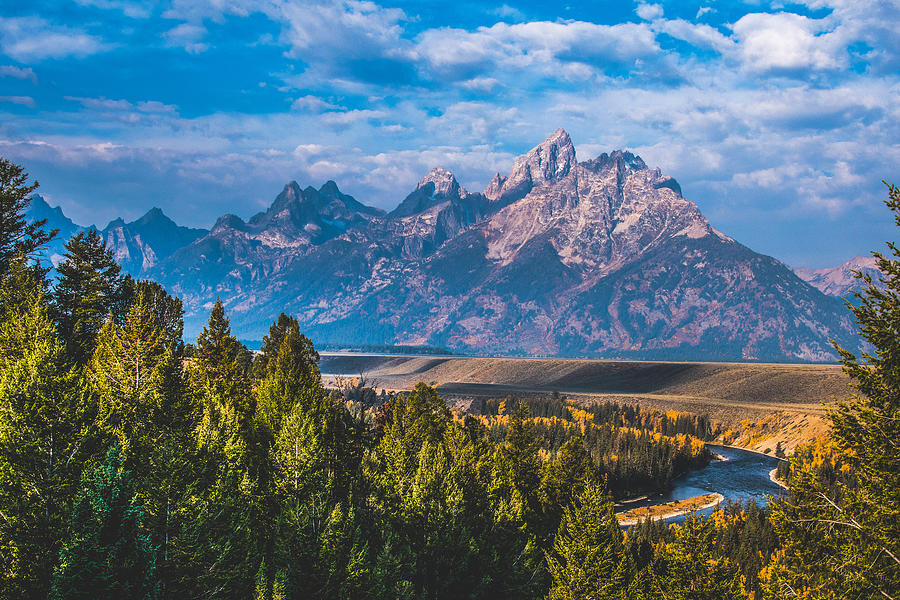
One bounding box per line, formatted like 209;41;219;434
483;128;576;205
416;167;464;198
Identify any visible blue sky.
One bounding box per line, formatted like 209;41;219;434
1;0;897;268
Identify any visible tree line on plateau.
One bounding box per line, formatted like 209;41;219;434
1;156;898;599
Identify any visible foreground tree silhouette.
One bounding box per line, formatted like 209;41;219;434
0;157;55;276
51;444;158;600
763;183;900;600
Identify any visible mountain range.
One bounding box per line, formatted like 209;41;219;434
28;195;207;273
794;255;882;298
28;129;868;362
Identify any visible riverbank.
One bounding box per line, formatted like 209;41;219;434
769;468;788;489
616;493;724;527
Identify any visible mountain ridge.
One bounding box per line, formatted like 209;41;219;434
28;130;865;362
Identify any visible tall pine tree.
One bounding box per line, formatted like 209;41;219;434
0;281;95;600
763;182;900;599
545;481;632;600
0;157;55;276
187;299;258;599
52;230;122;364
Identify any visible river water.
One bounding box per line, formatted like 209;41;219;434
619;445;786;522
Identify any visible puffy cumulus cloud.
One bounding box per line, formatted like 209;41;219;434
458;77;501;94
163;0;415;86
0;65;37;83
0;16;110;61
414;27;500;80
731;12;846;74
416;20;660;82
802;0;900;74
636;3;664;21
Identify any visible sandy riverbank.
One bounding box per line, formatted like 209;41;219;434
616;493;725;527
769;468;788;489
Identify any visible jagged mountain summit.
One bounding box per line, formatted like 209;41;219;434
102;208;207;274
142;129;858;362
26;197;206;276
795;255;883;298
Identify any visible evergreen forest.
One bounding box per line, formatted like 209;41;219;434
1;157;898;599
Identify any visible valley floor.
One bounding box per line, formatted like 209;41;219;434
320;354;852;452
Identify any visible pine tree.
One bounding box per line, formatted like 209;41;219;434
0;283;95;600
0;157;55;276
254;312;318;379
193;298;251;422
762;183;900;599
256;316;321;436
50;444;158;600
117;278;185;352
541;436;599;531
186;300;259;599
485;399;547;598
52;230;123;364
86;292;196;597
546;481;633;600
88;298;165;460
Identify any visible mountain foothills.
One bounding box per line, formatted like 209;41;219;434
29;130;862;361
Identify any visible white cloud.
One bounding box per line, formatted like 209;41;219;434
65;96;177;113
459;77;500;93
732;12;845;74
73;0;154;19
0;64;37;83
164;22;209;54
291;95;342;112
416;20;659;82
655;19;733;54
0;95;36;108
636;3;664;21
319;109;386;126
0;17;109;61
491;5;526;21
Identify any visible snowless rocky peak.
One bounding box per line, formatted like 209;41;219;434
483;128;576;205
417;167;464;198
269;181;303;212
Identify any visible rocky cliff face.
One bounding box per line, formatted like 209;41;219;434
101;208;206;275
26;194;84;267
146;130;859;362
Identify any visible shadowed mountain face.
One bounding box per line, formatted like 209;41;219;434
101;208;207;275
143;129;859;362
26;196;206;274
29;129;862;361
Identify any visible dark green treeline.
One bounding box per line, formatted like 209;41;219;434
3;158;899;600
